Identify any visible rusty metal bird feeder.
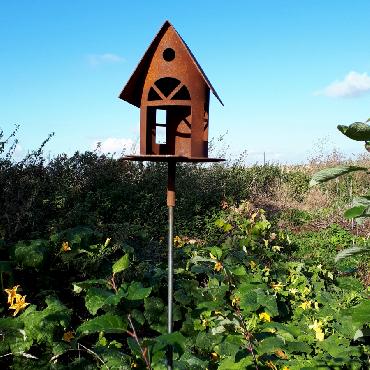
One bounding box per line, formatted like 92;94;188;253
119;20;224;368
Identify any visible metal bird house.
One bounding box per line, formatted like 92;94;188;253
119;20;223;162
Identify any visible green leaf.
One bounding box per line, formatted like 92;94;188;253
351;300;370;326
257;336;285;354
286;341;312;354
318;334;350;358
230;265;247;276
77;313;127;336
13;239;49;268
344;205;367;219
353;195;370;206
260;294;279;316
153;332;186;357
73;279;109;292
218;356;253;369
337;122;370;141
210;246;222;259
126;282;152;300
127;337;142;357
309;165;368;186
112;254;130;274
144;297;164;325
85;288;114;315
335;246;370;262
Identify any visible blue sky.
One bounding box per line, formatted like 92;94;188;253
1;0;370;164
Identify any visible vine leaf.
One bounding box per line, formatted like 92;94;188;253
85;288;114;315
112;254;130;274
335;246;370;262
77;313;127;336
343;205;367;219
152;332;186;357
309;166;367;187
337;122;370;141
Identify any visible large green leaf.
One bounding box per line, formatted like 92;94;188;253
85;287;114;315
257;336;285;354
337;122;370;141
344;205;367;219
351;300;370;326
335;246;370;262
309;166;367;186
286;341;312;354
112;254;130;274
218;356;253;369
77;313;127;336
126;282;152;300
13;239;49;268
152;332;186;357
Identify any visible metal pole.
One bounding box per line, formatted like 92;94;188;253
167;161;176;370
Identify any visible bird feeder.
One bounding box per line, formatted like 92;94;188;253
119;20;223;161
119;20;224;369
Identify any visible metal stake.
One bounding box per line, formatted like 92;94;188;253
167;161;176;370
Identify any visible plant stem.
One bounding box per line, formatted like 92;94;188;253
127;314;152;370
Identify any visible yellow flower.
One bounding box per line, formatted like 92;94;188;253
174;235;181;245
259;312;271;322
63;331;75;342
9;295;30;316
314;301;319;310
282;367;290;370
61;241;71;252
4;285;20;305
302;286;311;296
231;296;240;307
249;260;257;269
104;238;111;247
271;282;284;292
266;360;278;370
211;352;219;361
288;288;298;295
214;261;223;272
309;320;325;341
271;245;283;252
299;301;312;310
315;330;325;341
274;349;288;359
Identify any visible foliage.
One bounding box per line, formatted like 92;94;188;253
310;119;370;261
0;127;369;368
0;202;369;369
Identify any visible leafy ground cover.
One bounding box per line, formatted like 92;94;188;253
0;128;369;369
0;202;368;369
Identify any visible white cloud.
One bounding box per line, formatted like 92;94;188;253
92;137;136;156
315;71;370;98
87;53;125;66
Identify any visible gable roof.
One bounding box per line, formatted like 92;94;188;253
119;20;223;107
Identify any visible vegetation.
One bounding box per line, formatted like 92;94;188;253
310;119;370;262
0;126;369;369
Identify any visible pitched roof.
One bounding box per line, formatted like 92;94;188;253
119;20;223;107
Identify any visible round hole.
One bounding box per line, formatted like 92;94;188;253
163;48;175;62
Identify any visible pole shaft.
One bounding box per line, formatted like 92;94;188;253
167;161;176;370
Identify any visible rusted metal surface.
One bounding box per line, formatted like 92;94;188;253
122;155;224;162
118;22;225;369
119;20;223;161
